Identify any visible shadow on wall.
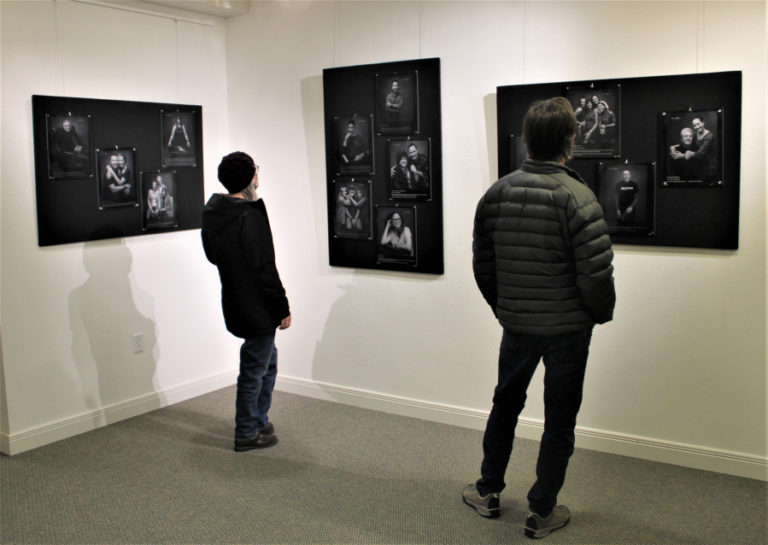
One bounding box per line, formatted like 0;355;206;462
300;75;328;274
311;271;441;397
484;93;498;184
311;280;364;392
68;229;161;427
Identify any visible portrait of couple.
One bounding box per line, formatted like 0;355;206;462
333;180;371;239
662;110;721;185
388;138;430;200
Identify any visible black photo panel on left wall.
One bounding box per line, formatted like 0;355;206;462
32;95;203;245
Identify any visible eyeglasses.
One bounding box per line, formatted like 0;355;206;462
254;165;260;173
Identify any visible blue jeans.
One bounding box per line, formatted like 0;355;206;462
235;334;278;442
476;327;593;516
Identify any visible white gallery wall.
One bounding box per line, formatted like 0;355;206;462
1;0;766;481
0;0;239;451
223;0;767;479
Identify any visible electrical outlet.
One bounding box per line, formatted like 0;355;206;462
132;333;144;354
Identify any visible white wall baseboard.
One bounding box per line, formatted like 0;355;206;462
275;375;768;482
3;371;765;482
0;371;238;456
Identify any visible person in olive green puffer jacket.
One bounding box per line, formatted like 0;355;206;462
463;97;615;541
473;157;615;335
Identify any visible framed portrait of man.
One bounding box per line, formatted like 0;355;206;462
565;84;621;158
375;71;419;135
376;205;416;265
161;110;197;167
142;170;178;229
660;109;723;187
96;147;137;209
46;113;93;180
596;161;654;235
335;114;373;175
332;179;372;239
387;138;431;200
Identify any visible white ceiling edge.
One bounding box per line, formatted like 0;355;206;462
142;0;250;18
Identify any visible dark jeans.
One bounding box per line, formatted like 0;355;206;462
235;334;278;442
617;207;636;226
476;327;593;516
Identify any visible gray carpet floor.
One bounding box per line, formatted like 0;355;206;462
1;387;766;544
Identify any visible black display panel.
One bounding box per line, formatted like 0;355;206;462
323;58;444;274
32;95;204;246
497;71;741;250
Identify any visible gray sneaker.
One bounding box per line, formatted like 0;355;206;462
524;505;570;539
462;484;500;518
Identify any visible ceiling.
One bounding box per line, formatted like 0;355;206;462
142;0;250;18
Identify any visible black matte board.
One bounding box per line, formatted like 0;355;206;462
323;58;444;274
497;71;741;250
32;95;203;246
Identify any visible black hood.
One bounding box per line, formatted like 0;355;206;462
202;193;261;235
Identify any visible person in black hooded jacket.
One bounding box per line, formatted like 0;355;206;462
202;151;291;452
462;98;615;540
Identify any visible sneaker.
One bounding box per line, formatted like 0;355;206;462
233;432;278;452
524;505;570;539
462;484;500;518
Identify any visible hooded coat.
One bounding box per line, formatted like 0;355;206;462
473;159;615;335
202;194;290;338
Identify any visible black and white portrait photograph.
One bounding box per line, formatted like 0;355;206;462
376;205;416;265
336;115;373;175
375;71;419;135
46;113;93;179
387;138;431;200
161;110;196;167
565;85;620;158
97;148;137;209
333;179;371;239
661;109;722;186
597;161;654;235
142;170;177;229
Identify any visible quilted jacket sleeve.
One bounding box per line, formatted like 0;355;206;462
472;194;498;316
567;198;616;324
